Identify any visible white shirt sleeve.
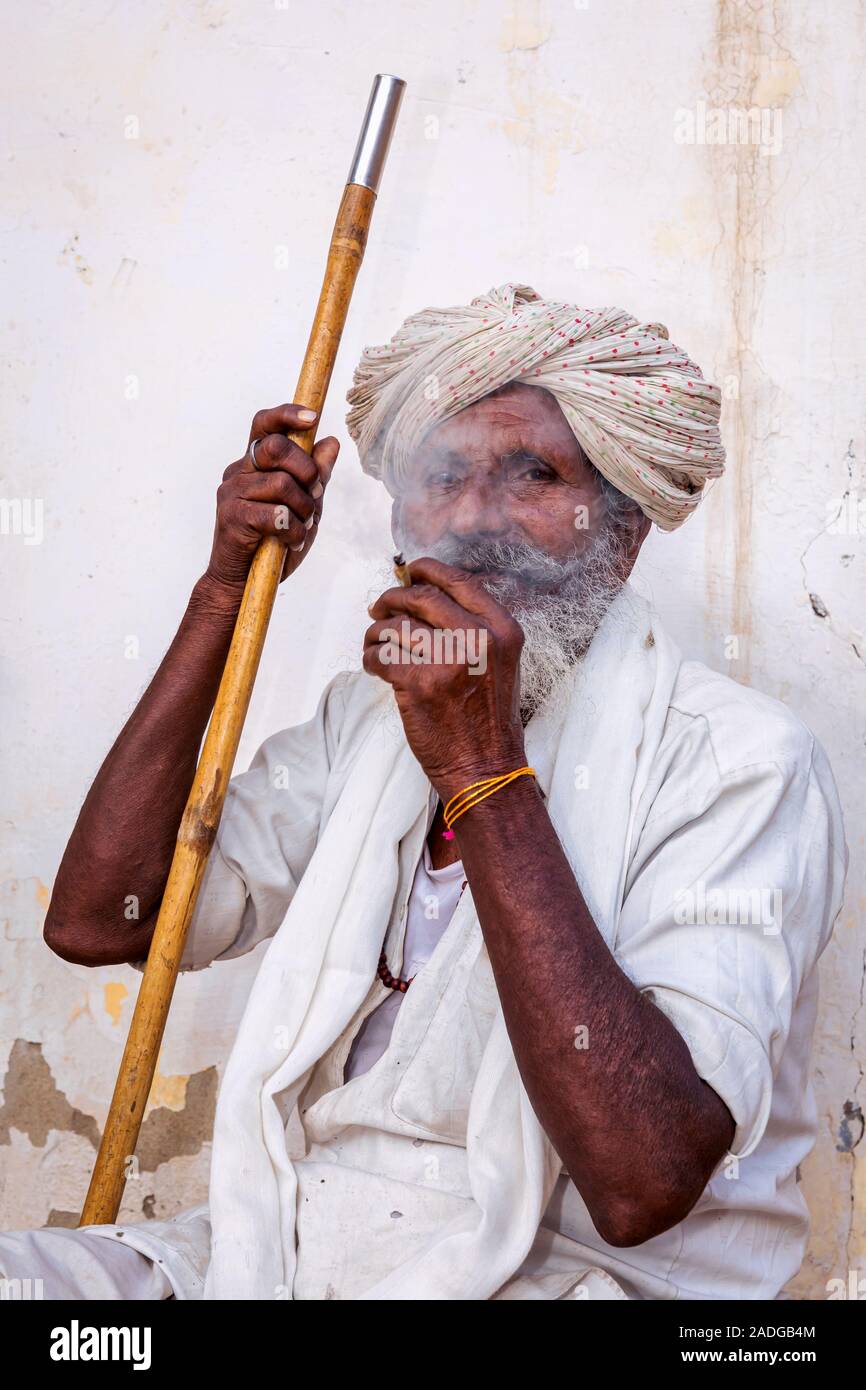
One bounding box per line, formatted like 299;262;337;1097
129;672;353;975
614;726;847;1160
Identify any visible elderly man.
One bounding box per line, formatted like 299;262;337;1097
3;284;846;1301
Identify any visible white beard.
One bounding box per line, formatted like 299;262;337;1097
390;526;626;722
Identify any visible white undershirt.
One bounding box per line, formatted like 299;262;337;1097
344;840;466;1082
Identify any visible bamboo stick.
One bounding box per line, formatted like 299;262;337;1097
79;75;405;1227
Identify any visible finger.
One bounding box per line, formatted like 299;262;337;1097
364;617;451;667
248;403;317;443
398;555;513;626
223;497;310;549
244;432;320;484
223;468;317;525
367;582;475;633
364;615;432;646
363;641;400;684
256;437;339;522
362;618;440;681
311;435;340;487
223;433;340;490
222;438;312;483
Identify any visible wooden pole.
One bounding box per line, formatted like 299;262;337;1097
80;77;405;1227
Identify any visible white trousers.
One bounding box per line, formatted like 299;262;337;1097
0;1228;172;1299
0;1204;211;1300
0;1206;627;1301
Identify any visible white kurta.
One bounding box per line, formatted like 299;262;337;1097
0;593;847;1300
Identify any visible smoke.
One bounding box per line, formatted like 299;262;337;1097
391;523;627;722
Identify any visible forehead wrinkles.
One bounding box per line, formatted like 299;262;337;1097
422;417;555;465
438;397;547;437
411;390;591;484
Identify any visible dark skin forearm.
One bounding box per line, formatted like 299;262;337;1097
366;555;735;1249
44;402;340;967
44;576;245;965
449;772;735;1248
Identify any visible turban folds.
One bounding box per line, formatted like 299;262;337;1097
345;283;725;531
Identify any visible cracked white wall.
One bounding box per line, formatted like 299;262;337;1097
2;0;863;1295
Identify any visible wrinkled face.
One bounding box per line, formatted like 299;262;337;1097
389;382;650;717
392;381;615;573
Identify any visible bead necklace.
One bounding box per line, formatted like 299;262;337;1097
378;877;468;992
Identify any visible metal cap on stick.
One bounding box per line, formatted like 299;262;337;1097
347;73;406;193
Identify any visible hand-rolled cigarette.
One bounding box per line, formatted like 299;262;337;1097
393;552;412;586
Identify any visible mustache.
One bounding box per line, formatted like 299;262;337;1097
403;534;592;591
391;530;622;603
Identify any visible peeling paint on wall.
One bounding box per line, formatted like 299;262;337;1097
0;1041;100;1151
0;1040;217;1173
837;1100;864;1154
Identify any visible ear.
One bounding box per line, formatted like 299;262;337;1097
633;510;651;553
390;496;403;545
620;509;651;576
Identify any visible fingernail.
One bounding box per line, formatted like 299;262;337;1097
311;481;323;499
297;408;317;422
290;541;305;552
304;513;315;530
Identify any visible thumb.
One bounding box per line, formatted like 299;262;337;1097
312;435;340;484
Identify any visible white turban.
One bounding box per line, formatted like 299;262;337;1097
346;282;725;531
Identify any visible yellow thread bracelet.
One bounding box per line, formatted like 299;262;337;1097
443;766;536;831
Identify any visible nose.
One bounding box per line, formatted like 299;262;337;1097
449;475;509;539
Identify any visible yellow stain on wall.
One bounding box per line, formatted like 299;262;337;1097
66;998;93;1026
103;982;128;1026
653;197;719;261
34;879;50;909
500;92;583;194
99;994;188;1108
147;1056;189;1112
753;59;800;108
500;2;551;53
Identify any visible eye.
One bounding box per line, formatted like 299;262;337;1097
427;468;460;487
520;461;556;482
504;450;557;482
